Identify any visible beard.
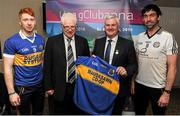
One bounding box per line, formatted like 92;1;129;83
145;20;159;29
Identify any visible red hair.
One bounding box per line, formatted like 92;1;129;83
18;7;35;18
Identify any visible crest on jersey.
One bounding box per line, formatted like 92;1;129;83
108;69;115;76
153;42;160;48
39;45;44;51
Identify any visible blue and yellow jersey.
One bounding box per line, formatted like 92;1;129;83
74;56;120;115
3;32;45;86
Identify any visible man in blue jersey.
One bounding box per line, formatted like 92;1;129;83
3;7;45;115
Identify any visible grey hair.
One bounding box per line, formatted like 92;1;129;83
104;15;120;25
61;12;77;25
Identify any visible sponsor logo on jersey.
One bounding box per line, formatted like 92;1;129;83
76;64;119;94
14;52;43;66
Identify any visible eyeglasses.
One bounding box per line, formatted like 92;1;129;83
63;25;76;30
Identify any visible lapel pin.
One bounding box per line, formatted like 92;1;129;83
115;50;119;54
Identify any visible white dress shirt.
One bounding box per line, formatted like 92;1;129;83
64;35;77;82
104;35;118;65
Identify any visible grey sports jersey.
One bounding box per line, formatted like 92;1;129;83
134;28;178;88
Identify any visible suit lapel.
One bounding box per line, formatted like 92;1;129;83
112;37;121;65
75;35;79;58
100;37;106;58
59;34;66;62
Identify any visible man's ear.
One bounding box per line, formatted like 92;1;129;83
158;15;161;21
19;21;22;26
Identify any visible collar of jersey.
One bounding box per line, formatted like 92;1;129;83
19;30;36;43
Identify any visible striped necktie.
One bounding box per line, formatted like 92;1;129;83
104;39;112;63
67;38;76;83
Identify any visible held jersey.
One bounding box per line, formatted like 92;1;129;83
74;56;120;115
3;32;45;86
134;28;178;88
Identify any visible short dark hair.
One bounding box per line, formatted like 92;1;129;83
141;4;162;17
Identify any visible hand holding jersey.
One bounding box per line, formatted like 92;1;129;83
93;55;127;78
46;90;54;95
116;66;127;77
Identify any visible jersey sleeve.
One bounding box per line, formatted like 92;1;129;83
165;34;178;55
3;39;16;57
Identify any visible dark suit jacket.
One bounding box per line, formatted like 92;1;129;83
43;34;90;101
92;36;137;97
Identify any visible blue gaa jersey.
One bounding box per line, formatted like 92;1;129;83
74;56;120;115
3;31;45;86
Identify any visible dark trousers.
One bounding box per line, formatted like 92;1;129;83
134;82;166;115
15;84;45;115
0;73;11;115
50;83;86;115
112;95;126;115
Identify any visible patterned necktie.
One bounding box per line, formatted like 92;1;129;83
104;40;112;63
67;38;76;83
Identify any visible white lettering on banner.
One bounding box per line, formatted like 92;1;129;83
59;9;133;22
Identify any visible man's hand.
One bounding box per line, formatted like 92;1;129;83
157;92;170;107
91;55;96;57
46;89;54;95
116;66;127;77
9;93;21;106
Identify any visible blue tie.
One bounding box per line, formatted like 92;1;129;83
67;38;76;83
104;40;112;63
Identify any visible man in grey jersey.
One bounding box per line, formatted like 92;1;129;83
131;4;178;115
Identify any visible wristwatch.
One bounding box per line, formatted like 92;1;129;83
164;89;171;94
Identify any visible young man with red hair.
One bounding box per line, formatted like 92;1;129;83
3;7;45;114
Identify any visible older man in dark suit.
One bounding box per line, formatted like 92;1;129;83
92;15;138;115
43;12;90;114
